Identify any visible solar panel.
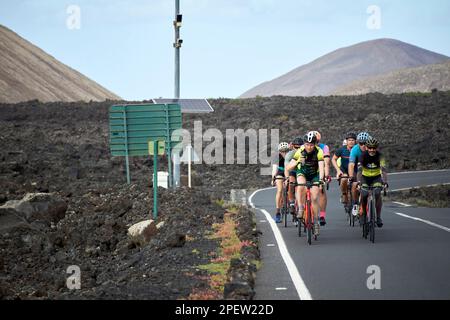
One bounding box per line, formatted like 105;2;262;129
152;98;214;113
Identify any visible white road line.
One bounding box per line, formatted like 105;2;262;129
267;244;275;247
388;169;450;175
249;189;312;300
259;208;313;300
392;201;412;207
275;287;288;291
394;212;450;233
391;182;450;192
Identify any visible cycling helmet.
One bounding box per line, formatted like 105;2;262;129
312;131;321;142
304;131;317;144
278;142;290;152
345;132;357;140
366;137;379;148
357;132;370;143
291;136;303;146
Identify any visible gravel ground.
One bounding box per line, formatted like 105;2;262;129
0;92;448;299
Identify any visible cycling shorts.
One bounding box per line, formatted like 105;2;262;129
361;175;383;188
297;171;320;183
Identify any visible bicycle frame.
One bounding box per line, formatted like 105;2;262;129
338;175;355;226
360;185;382;243
297;181;322;245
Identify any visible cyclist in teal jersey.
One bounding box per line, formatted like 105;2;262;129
348;132;370;216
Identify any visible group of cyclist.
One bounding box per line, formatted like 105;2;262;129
272;130;388;235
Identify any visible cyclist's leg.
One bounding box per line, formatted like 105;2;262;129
372;177;384;226
296;174;307;220
309;175;320;234
274;170;284;222
341;169;349;204
310;186;320;222
351;168;359;206
360;176;370;217
288;171;297;214
319;180;327;224
275;177;283;211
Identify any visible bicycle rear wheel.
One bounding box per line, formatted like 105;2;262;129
362;209;368;239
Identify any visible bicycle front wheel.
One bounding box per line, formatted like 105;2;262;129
306;201;312;245
369;198;376;243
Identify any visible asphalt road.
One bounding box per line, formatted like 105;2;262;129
249;169;450;300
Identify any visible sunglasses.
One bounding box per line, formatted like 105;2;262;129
367;147;377;151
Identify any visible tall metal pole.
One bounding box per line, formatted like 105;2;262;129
173;0;182;188
174;0;180;99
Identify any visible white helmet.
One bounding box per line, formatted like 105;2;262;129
278;142;289;152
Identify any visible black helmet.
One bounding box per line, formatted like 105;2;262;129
291;136;303;146
303;131;317;144
345;132;357;140
366;137;379;148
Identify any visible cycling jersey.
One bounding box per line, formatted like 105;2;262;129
349;144;364;174
293;145;324;178
358;151;386;177
272;152;285;171
334;146;352;173
318;143;330;158
284;149;296;166
285;149;298;177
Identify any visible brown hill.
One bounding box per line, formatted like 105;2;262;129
0;25;121;103
240;38;449;98
333;60;450;95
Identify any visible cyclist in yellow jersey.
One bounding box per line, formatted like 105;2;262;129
286;132;325;235
357;137;388;227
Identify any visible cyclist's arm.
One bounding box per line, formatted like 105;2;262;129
356;155;363;183
322;145;331;177
348;146;357;178
332;154;342;176
317;148;325;181
381;157;388;185
319;160;325;181
272;164;278;180
324;157;331;177
286;159;298;172
348;162;355;179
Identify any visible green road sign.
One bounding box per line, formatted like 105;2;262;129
109;104;182;157
149;140;165;156
109;103;182;185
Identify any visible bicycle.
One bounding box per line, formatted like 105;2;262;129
281;178;289;227
338;174;356;227
281;178;299;228
359;184;387;243
297;181;324;245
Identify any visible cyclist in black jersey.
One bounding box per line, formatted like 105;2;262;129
272;142;290;223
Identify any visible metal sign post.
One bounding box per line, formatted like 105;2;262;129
187;144;192;188
153;140;158;220
149;139;165;220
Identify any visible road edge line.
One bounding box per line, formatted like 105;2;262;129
249;188;313;301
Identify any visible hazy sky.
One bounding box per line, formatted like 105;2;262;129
1;0;450;100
